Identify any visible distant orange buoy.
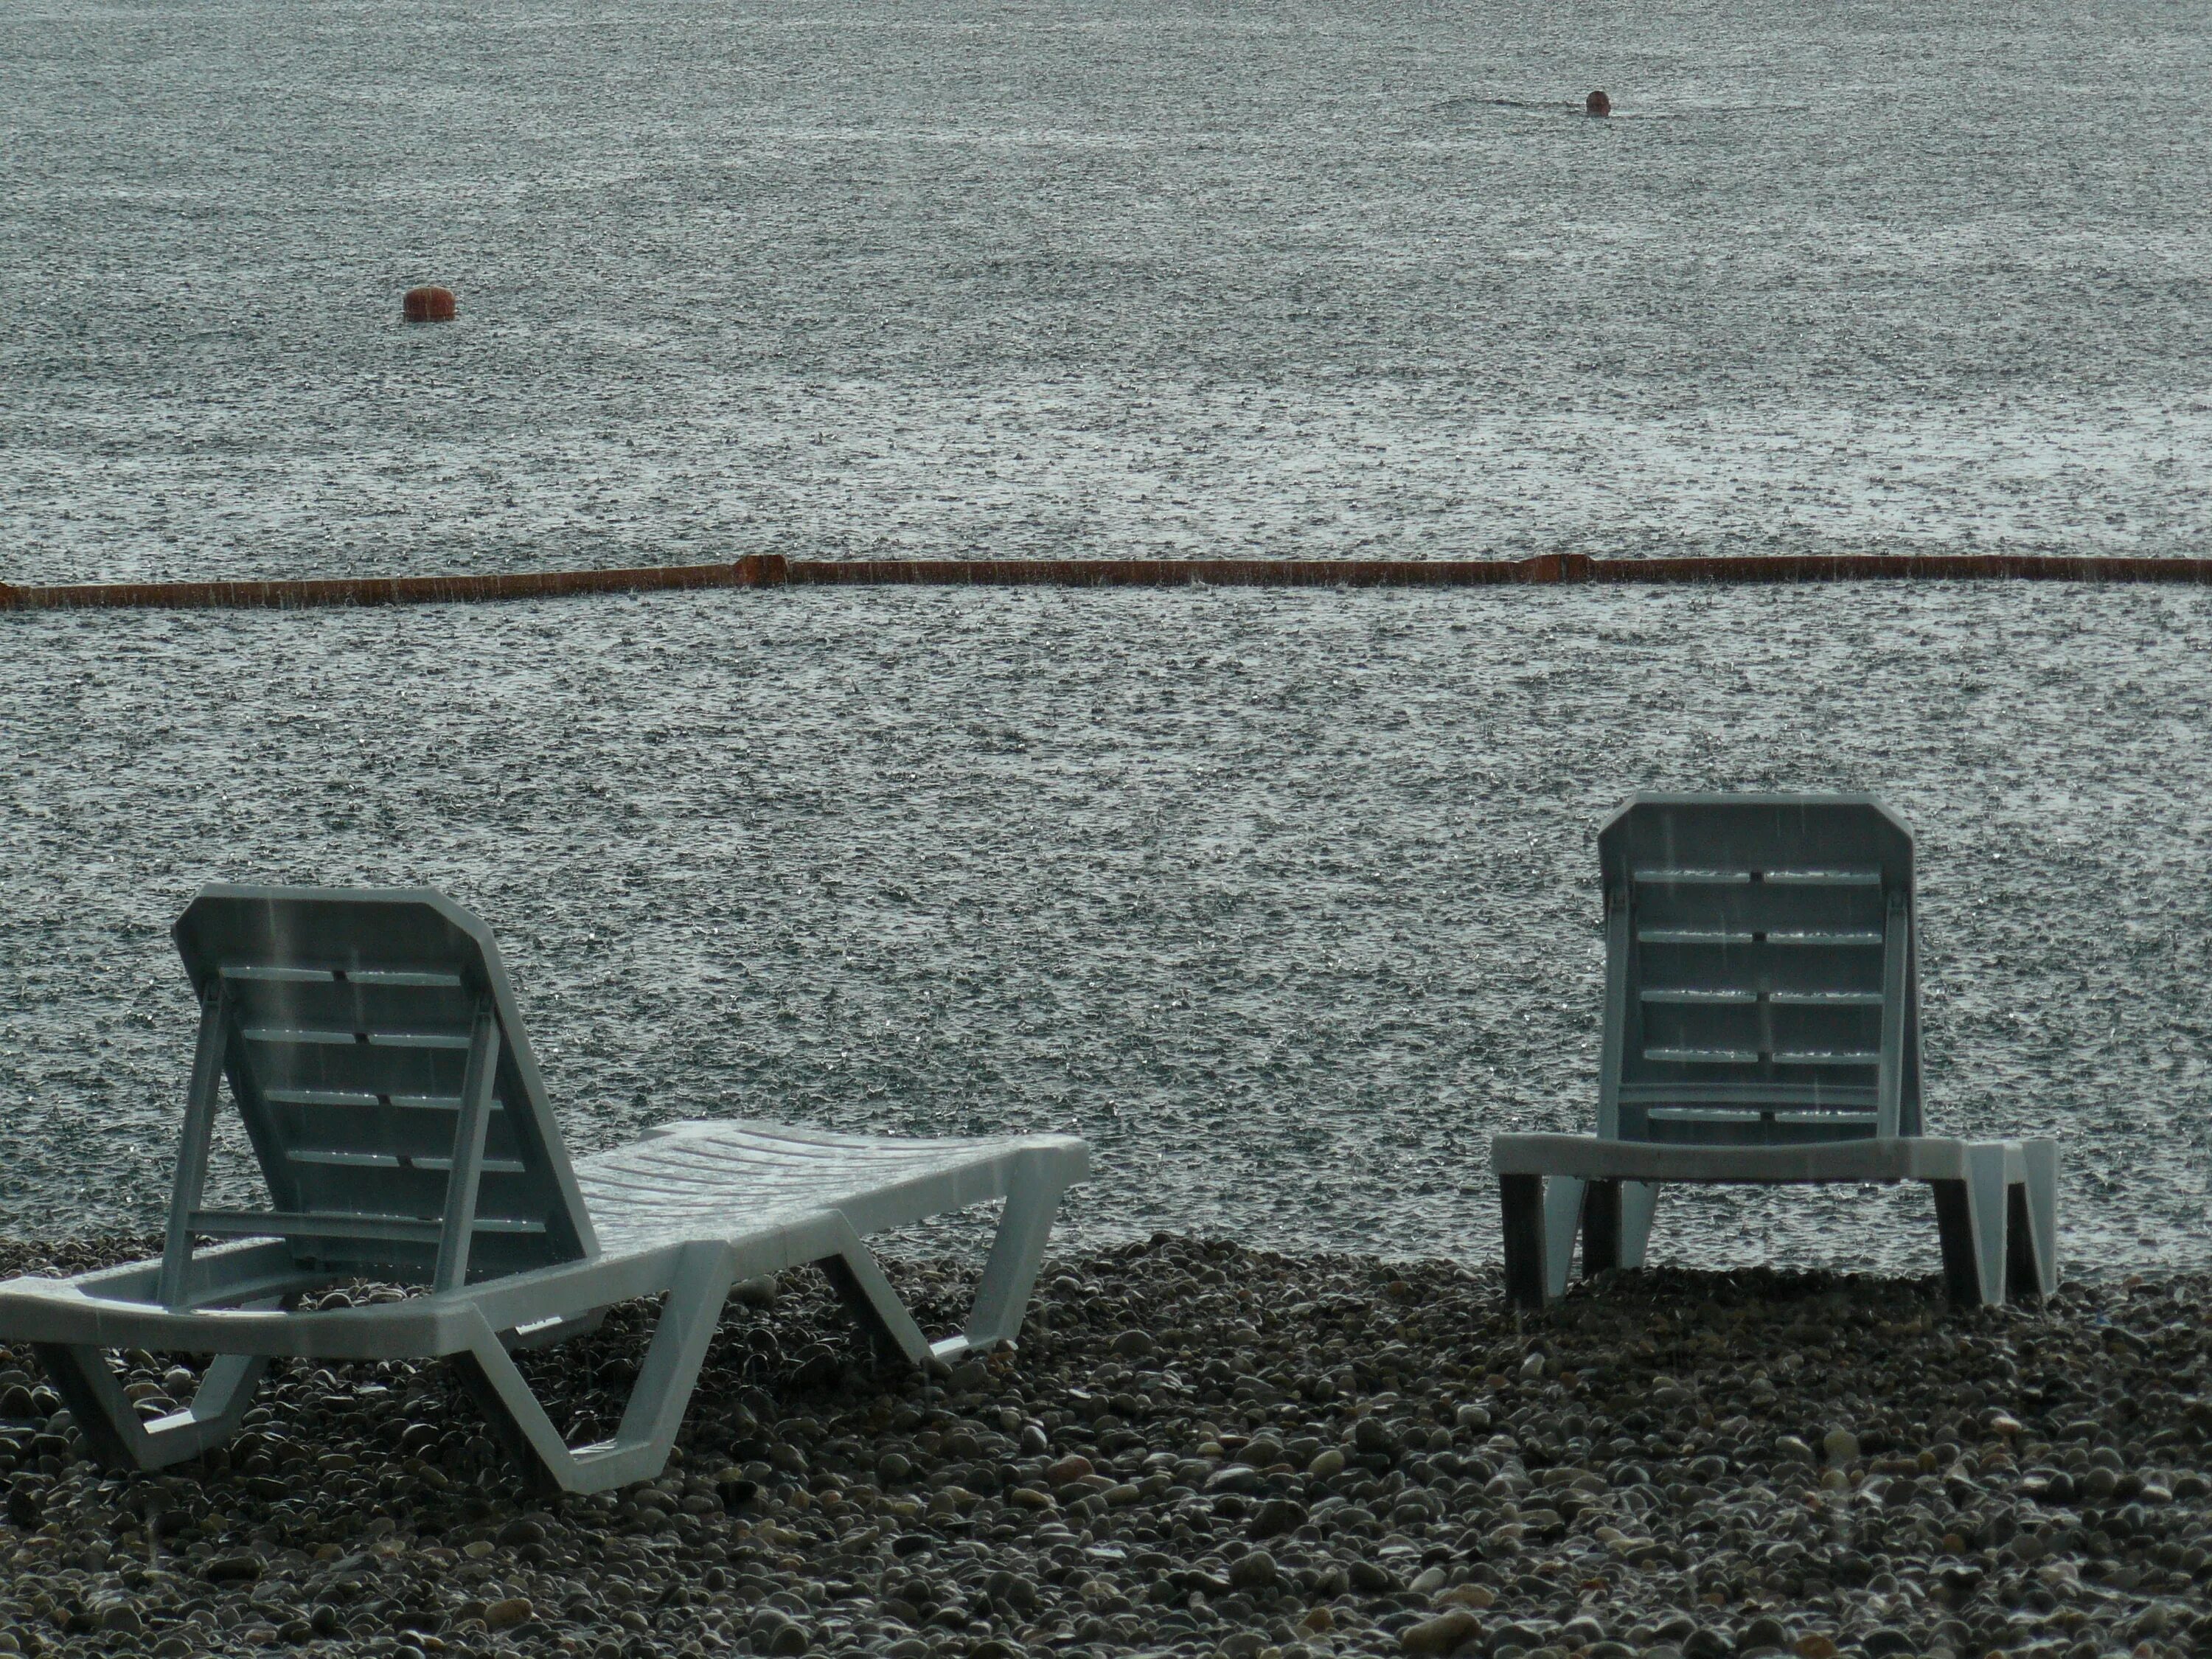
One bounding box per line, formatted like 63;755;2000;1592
1586;89;1612;116
403;285;456;323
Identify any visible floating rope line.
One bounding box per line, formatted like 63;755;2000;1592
3;552;2208;611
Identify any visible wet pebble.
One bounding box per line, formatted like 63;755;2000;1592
0;1235;2204;1659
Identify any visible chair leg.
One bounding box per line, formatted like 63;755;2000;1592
1966;1144;2010;1308
1930;1148;2008;1308
1543;1176;1586;1299
2023;1138;2059;1293
1499;1174;1548;1310
818;1175;1072;1368
450;1241;738;1495
1619;1181;1660;1267
1581;1180;1622;1278
961;1174;1068;1351
32;1345;271;1473
2006;1141;2059;1298
818;1242;933;1366
1930;1179;1983;1304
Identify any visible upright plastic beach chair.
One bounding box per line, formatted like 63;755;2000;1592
0;886;1088;1492
1490;793;2057;1309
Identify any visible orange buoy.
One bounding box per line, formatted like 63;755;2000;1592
403;285;457;323
1585;89;1612;116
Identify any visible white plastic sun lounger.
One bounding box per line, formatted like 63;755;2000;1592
1491;794;2057;1310
0;886;1088;1493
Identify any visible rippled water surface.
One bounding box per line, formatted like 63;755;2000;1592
4;0;2211;579
4;588;2210;1275
5;0;2210;1276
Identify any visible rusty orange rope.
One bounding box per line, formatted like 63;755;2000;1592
3;552;2208;611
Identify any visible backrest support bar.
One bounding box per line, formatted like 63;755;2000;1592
159;981;232;1310
434;1004;502;1293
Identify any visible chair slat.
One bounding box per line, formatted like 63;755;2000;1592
187;1210;546;1242
285;1149;528;1175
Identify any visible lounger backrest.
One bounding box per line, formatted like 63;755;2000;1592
161;886;597;1301
1596;794;1922;1144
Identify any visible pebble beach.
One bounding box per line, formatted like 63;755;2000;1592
1;1237;2207;1659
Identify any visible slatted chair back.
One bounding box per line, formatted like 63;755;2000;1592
161;886;598;1307
1596;794;1922;1146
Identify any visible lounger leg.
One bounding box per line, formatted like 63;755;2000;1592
819;1246;933;1366
1499;1174;1548;1310
1967;1144;2009;1308
1543;1176;1585;1299
451;1242;738;1495
32;1346;271;1473
1930;1179;1981;1304
1581;1180;1622;1278
2021;1139;2059;1295
962;1174;1069;1352
1930;1150;2007;1308
1619;1181;1659;1268
817;1174;1071;1369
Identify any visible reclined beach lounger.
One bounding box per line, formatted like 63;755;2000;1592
1490;793;2057;1310
0;886;1088;1492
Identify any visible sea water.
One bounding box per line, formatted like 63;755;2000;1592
3;0;2208;578
4;1;2210;1273
3;587;2209;1273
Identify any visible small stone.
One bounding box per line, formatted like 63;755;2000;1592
495;1517;546;1547
1353;1417;1397;1455
1046;1454;1093;1486
947;1360;991;1392
1409;1565;1448;1594
1520;1352;1546;1380
98;1601;142;1635
1111;1329;1156;1359
1403;1608;1479;1655
484;1598;533;1630
1309;1447;1346;1478
1349;1560;1399;1593
1228;1549;1280;1590
1792;1637;1837;1659
1249;1498;1307;1540
1821;1428;1859;1466
204;1551;264;1582
1301;1609;1336;1635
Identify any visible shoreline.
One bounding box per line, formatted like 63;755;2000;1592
0;1237;2206;1659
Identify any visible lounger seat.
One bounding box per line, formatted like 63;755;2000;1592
0;886;1088;1492
1489;793;2057;1310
